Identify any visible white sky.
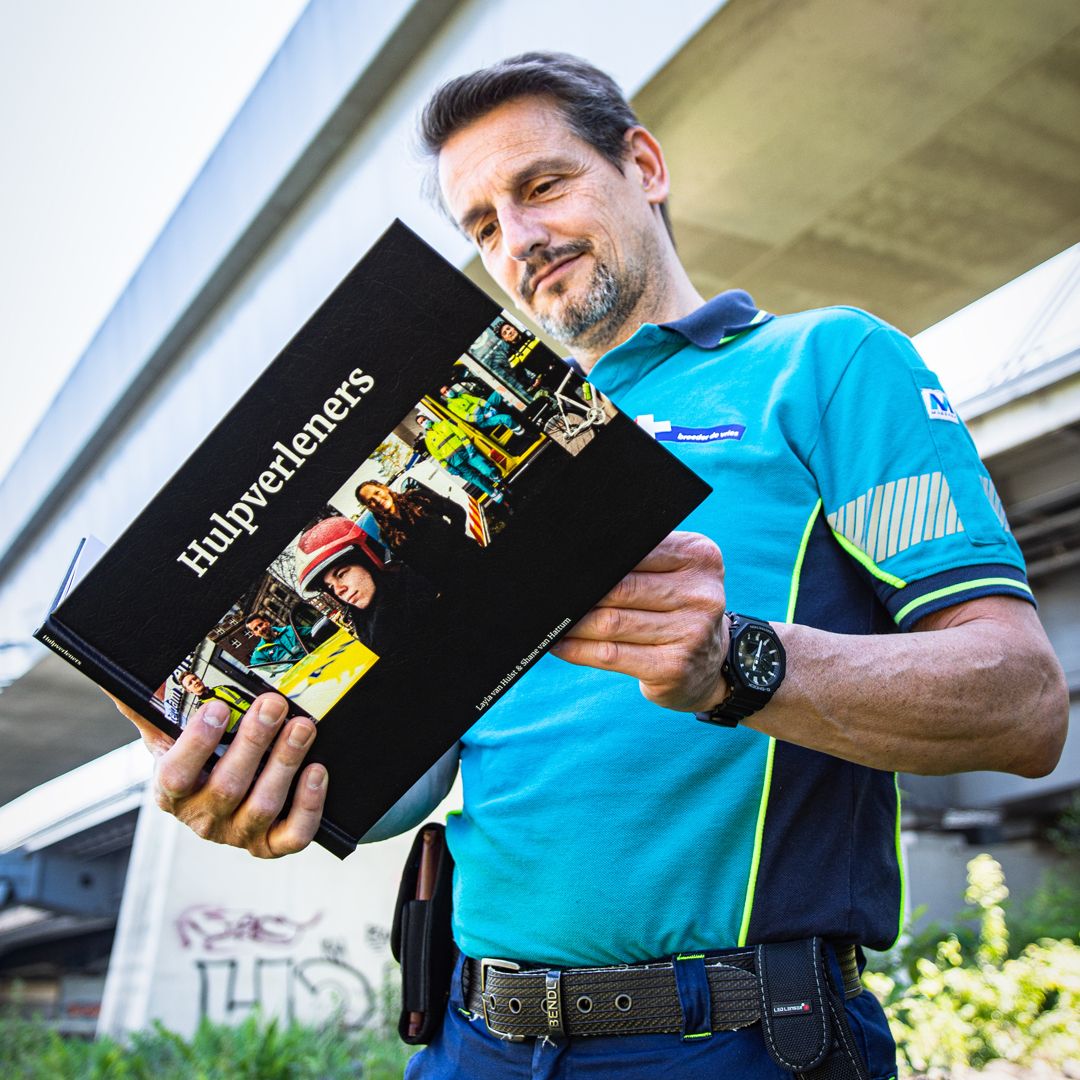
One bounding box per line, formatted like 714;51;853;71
0;0;1076;489
0;0;310;484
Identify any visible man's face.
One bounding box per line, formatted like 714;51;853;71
180;674;206;696
247;617;273;639
438;97;661;351
499;323;520;344
323;562;377;609
359;483;395;514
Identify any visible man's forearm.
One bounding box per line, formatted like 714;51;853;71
754;597;1068;777
554;535;1068;780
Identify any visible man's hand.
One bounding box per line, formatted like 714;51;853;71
111;691;327;858
551;531;729;712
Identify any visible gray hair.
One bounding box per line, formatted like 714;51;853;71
419;52;672;239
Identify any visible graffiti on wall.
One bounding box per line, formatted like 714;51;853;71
177;905;323;951
177;905;378;1027
194;948;375;1027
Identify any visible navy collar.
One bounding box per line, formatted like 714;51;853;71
660;289;771;349
561;289;771;376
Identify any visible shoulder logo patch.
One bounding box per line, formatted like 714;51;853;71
922;388;959;424
635;415;745;443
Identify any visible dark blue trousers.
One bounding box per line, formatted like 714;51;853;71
405;950;898;1079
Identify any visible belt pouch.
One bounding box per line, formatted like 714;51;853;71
390;822;456;1045
755;938;831;1073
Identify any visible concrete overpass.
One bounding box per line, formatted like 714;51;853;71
0;0;1077;1028
469;0;1080;340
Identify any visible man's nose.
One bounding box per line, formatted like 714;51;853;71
499;204;549;262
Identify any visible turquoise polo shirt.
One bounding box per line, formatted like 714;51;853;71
446;293;1031;967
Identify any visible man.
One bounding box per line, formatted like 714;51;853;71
176;671;253;736
245;613;312;672
439;383;525;435
118;54;1067;1079
416;412;507;503
475;320;540;398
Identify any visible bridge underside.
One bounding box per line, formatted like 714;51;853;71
472;0;1080;338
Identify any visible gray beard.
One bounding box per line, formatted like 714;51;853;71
533;253;649;351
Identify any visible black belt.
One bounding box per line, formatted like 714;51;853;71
463;943;863;1041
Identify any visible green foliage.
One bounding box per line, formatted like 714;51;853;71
1008;864;1080;949
0;1011;416;1080
866;856;1080;983
1046;793;1080;856
0;1012;401;1080
865;854;1080;1075
0;964;416;1080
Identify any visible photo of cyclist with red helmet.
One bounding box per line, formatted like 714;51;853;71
293;516;438;657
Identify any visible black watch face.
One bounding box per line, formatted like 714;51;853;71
735;628;783;690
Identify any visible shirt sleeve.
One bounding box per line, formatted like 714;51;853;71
358;742;460;843
807;322;1033;630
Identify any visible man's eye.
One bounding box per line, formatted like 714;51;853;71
478;221;497;242
533;181;553;196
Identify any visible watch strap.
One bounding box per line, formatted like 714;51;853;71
695;696;758;727
695;613;784;728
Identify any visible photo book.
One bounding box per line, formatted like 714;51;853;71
36;220;712;858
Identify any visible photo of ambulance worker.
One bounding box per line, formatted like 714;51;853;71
481;320;539;398
355;481;479;579
415;413;507;504
177;671;254;738
245;613;313;672
294;517;437;656
439;383;524;435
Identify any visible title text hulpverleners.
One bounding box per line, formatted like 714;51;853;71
176;368;374;578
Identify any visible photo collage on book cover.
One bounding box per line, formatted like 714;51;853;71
154;313;617;737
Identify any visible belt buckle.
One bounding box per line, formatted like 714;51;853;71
479;957;524;1042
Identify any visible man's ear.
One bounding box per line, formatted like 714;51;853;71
624;126;671;207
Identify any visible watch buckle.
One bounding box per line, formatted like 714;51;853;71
695;706;741;727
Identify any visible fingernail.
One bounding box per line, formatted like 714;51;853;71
306;765;327;790
288;722;315;749
203;701;229;728
258;698;287;727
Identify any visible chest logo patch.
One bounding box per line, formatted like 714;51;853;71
635;415;745;443
922;388;959;424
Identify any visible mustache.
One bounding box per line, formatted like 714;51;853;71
519;240;593;302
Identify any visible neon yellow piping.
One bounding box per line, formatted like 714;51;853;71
445;809;462;819
894;577;1033;624
718;312;770;347
892;775;905;949
738;737;775;946
733;501;817;946
830;530;907;589
787;501;822;622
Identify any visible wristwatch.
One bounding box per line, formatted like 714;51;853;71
695;613;786;727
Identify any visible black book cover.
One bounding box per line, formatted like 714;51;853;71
36;221;711;858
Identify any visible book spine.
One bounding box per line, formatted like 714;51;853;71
314;816;358;860
34;615;183;742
